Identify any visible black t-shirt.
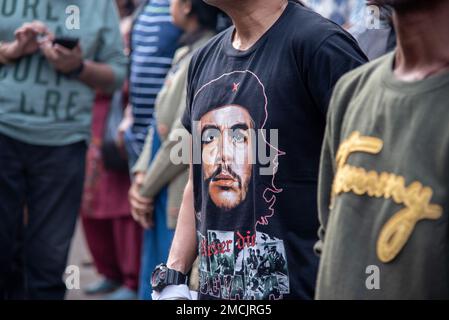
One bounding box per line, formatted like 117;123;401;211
182;1;367;300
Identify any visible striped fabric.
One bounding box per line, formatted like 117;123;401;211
129;0;181;154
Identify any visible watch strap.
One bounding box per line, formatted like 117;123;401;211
65;60;85;78
167;268;188;286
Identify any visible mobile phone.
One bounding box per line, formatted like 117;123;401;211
53;37;79;50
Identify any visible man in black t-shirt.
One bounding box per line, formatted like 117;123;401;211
152;0;367;300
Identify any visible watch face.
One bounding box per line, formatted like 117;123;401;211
151;264;186;292
151;265;168;292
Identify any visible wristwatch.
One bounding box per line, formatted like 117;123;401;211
151;263;188;292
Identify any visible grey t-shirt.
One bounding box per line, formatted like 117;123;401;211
316;52;449;299
0;0;127;146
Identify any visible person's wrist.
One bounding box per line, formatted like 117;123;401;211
0;41;17;63
134;172;146;184
63;59;85;78
151;263;188;293
152;285;192;300
167;261;188;275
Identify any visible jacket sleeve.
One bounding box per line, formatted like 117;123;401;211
139;114;190;198
139;78;190;198
132;126;154;174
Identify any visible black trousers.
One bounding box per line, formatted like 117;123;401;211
0;133;86;300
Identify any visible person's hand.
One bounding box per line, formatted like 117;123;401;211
151;285;193;300
2;21;50;60
117;104;133;152
129;172;154;229
40;39;83;74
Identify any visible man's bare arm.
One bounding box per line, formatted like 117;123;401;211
39;41;118;92
78;60;117;91
167;165;197;274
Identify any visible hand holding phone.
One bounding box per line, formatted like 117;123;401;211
52;37;79;50
40;36;83;75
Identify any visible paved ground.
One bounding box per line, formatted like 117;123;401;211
65;219;102;300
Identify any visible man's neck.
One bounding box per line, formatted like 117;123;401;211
220;0;289;51
393;1;449;81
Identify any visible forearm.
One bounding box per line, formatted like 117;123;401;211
0;44;10;64
78;60;116;92
167;177;197;274
0;41;16;64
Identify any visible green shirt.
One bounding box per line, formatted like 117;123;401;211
0;0;127;146
316;52;449;299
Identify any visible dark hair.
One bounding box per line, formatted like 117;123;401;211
179;0;230;45
126;0;136;14
119;0;136;17
183;0;222;31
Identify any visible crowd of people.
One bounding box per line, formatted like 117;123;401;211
0;0;447;300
